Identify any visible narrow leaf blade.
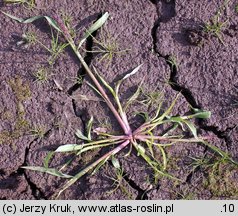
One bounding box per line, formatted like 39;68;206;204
111;156;120;169
93;66;116;97
183;120;198;139
78;12;109;48
43;151;54;168
116;64;143;96
55;144;83;152
75;129;91;141
190;108;211;119
86;116;94;141
1;11;61;32
21;166;72;178
122;64;143;81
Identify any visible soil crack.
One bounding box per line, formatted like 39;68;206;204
150;0;199;108
15;129;53;199
121;171;148;200
67;14;103;127
67;14;102;96
166;55;200;108
20;146;47;200
149;0;233;151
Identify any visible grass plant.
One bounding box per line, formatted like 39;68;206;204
2;11;237;199
105;158;133;199
29;125;47;139
3;0;36;9
33;67;50;84
190;155;238;198
166;55;178;72
203;0;230;44
18;29;68;65
85;27;130;65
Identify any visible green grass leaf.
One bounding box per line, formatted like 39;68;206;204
86;81;104;98
165;116;198;139
124;81;143;110
91;156;110;175
43;151;54;168
75;129;91;141
56;142;115;153
1;11;61;32
86;116;94;141
190;108;211;119
137;144;146;156
153;93;180;123
157;145;167;170
111;156;120;169
93;66;116;97
132;142;180;181
21;166;72;178
55;144;83;152
115;64;143;100
78;12;109;48
183;120;198;139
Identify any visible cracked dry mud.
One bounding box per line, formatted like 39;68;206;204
0;0;237;200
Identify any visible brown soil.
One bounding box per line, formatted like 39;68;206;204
0;0;237;199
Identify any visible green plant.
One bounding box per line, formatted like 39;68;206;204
108;168;132;199
75;75;84;85
189;155;213;171
166;55;178;72
172;187;195;200
33;67;50;84
60;11;76;38
203;0;230;44
0;78;31;145
202;157;238;198
105;157;133;199
85;27;130;65
30;125;47;139
139;88;163;109
3;11;237;199
17;31;37;47
3;0;36;9
236;4;238;13
190;155;234;172
48;28;69;65
189;154;238;198
203;20;228;44
18;29;68;65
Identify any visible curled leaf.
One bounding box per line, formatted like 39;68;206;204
190;108;211;119
75;129;91;141
86;116;94;140
121;64;143;81
78;12;109;48
115;64;143;99
1;11;61;32
111;156;120;169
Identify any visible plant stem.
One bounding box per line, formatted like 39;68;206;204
67;40;130;135
136;135;207;143
55;139;130;198
133;122;151;135
52;14;131;134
